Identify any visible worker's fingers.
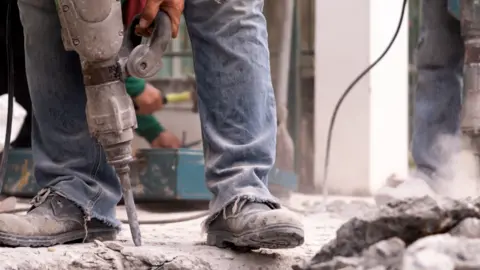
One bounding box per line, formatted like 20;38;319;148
162;6;182;38
137;0;164;37
136;0;184;38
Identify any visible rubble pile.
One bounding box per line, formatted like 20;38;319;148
294;196;480;270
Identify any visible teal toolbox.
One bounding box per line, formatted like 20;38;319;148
1;148;297;201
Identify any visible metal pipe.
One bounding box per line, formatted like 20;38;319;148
292;0;302;175
273;0;296;171
275;0;295;117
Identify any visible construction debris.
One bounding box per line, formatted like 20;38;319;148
0;193;350;270
0;196;16;213
294;196;480;270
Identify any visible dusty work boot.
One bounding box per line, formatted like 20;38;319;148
0;189;117;247
206;201;304;250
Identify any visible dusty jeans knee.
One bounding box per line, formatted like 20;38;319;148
412;0;464;180
17;0;122;227
183;0;279;226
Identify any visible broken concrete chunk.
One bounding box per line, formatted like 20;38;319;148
301;231;480;270
93;240;105;248
296;196;480;270
104;241;124;252
300;256;360;270
374;177;437;206
362;238;404;269
160;255;212;270
294;238;405;270
404;234;480;269
402;248;454;270
449;217;480;238
363;237;404;257
314;196;480;264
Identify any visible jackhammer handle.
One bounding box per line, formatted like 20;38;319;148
123;11;172;78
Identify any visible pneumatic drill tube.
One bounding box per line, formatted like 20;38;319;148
55;0;142;246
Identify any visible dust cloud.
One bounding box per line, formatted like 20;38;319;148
423;134;480;199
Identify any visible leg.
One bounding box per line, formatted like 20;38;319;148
0;0;121;247
412;0;464;182
374;0;464;205
184;0;303;249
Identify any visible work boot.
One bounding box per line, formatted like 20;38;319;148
206;201;304;250
0;189;117;247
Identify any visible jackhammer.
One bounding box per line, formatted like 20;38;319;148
460;1;480;170
55;0;171;246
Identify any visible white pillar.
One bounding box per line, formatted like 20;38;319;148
314;0;409;195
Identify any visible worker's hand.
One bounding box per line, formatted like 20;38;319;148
134;84;164;115
151;130;182;148
136;0;185;38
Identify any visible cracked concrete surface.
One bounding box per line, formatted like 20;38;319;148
0;195;366;270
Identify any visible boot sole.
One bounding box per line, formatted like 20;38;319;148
0;228;116;247
206;224;304;250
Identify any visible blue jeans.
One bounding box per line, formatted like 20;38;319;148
412;0;464;180
17;0;278;228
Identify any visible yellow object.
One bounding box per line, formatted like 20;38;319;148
165;91;191;103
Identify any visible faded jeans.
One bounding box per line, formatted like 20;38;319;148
17;0;279;228
412;0;464;180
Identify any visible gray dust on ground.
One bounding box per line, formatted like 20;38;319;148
0;194;365;270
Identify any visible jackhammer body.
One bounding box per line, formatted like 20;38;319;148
54;0;172;246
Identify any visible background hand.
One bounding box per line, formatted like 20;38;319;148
134;84;164;115
136;0;185;38
151;130;182;148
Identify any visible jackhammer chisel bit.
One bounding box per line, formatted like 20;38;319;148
460;1;480;165
55;0;172;246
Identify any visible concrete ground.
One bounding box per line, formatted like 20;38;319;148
0;194;371;270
